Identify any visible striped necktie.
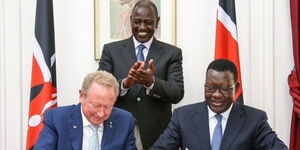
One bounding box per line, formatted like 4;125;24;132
137;44;146;61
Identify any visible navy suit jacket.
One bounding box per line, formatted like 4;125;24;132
34;104;136;150
98;37;184;149
150;102;288;150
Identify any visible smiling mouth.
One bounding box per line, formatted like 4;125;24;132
211;101;223;107
138;32;147;36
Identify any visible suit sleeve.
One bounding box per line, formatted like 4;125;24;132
98;44;113;72
34;110;58;150
125;114;137;150
149;49;184;104
254;112;288;150
98;44;124;91
150;109;182;149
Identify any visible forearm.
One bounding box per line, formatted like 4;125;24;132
149;77;184;104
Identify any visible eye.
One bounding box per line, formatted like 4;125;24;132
133;20;141;25
219;87;229;93
205;85;216;93
145;20;154;25
220;86;229;91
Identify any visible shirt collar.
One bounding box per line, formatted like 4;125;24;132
208;102;233;120
133;36;153;50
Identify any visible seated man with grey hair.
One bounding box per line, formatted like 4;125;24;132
34;70;137;150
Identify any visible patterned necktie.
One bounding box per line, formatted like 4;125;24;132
212;114;223;150
137;44;146;61
88;124;99;150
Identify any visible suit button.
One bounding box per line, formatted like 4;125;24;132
137;97;141;102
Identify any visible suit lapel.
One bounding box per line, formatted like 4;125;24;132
101;111;116;150
69;104;83;150
120;37;137;68
220;103;246;150
192;102;211;150
145;38;163;69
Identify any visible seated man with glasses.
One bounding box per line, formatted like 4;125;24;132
34;71;137;150
150;59;287;150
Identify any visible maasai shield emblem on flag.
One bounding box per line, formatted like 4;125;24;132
26;0;57;149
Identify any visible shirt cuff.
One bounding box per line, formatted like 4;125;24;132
120;78;129;96
144;77;155;95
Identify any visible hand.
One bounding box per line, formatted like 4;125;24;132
124;59;155;87
123;61;143;88
137;59;155;87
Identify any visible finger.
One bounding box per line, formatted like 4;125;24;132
130;68;143;77
130;69;144;81
148;59;155;71
138;62;145;70
128;74;140;82
129;70;139;78
132;62;142;70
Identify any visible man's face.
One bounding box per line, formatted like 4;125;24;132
130;5;160;43
80;83;116;125
205;69;238;114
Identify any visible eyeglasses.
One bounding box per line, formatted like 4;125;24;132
204;84;235;94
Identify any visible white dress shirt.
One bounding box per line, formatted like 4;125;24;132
81;107;104;150
208;103;233;145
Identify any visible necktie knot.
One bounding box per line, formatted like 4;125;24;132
137;44;146;61
215;114;222;123
89;124;99;132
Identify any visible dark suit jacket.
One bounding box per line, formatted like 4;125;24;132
98;37;184;149
150;102;288;150
34;104;136;150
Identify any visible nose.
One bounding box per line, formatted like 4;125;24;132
212;88;222;98
96;107;105;118
139;22;147;30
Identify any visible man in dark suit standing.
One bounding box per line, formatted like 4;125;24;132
151;59;288;150
98;0;184;149
34;71;136;150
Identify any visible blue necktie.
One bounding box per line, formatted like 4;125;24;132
88;124;99;150
212;114;223;150
137;44;146;61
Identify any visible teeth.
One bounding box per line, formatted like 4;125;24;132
138;32;147;36
212;101;222;106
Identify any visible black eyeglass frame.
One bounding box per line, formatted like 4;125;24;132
204;83;236;94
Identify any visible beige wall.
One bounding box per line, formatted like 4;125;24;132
0;0;293;149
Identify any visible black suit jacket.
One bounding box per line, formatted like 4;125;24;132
150;102;288;150
98;37;184;149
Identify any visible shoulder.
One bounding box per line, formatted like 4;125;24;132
111;107;133;119
155;39;181;51
104;38;131;48
234;102;267;119
174;101;206;115
44;104;78;118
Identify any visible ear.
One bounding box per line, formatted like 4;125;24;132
79;89;84;103
155;17;160;28
234;82;240;94
130;16;133;26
